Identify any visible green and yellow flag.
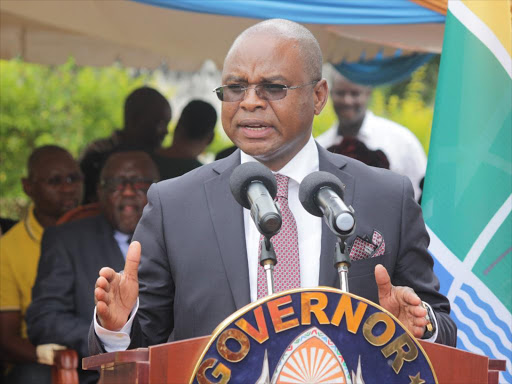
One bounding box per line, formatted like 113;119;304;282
422;1;511;381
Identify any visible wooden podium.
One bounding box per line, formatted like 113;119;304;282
83;336;506;384
84;288;506;383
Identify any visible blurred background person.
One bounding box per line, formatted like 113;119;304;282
0;145;83;384
154;99;217;180
26;151;158;384
316;71;426;200
80;86;171;203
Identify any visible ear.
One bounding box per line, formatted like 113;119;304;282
207;131;215;145
22;178;33;198
313;79;329;116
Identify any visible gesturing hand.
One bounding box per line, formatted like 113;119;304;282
95;241;141;331
375;264;428;338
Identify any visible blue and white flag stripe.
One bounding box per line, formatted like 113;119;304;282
428;225;512;383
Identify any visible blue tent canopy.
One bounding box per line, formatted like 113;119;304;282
134;0;443;85
335;52;435;86
134;0;444;25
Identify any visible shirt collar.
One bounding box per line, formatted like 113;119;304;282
113;230;131;243
240;136;319;184
331;110;373;142
26;204;44;243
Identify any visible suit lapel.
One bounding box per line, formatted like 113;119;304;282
317;145;355;287
95;215;125;272
204;151;251;309
201;145;356;302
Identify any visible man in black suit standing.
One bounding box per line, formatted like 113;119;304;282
90;19;456;354
26;151;158;383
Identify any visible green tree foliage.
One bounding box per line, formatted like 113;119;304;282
0;59;148;218
380;55;440;106
0;58;437;219
370;65;434;153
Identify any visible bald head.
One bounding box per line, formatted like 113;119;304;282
225;19;323;81
220;18;329;171
23;145;83;227
27;145;74;180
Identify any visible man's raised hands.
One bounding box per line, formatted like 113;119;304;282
95;241;141;331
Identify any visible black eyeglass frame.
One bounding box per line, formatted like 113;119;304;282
99;177;157;194
33;173;84;187
213;80;320;102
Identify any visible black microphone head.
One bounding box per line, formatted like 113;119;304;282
230;162;278;209
299;171;345;217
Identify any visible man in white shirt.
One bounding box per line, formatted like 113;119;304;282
90;19;456;355
316;71;427;200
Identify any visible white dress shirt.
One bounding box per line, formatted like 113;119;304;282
113;231;130;259
242;136;322;302
315;111;427;200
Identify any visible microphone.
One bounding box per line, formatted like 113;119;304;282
299;171;355;237
230;162;282;237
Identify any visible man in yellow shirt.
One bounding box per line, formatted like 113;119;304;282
0;145;83;384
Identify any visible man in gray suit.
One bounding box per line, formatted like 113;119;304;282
91;19;456;354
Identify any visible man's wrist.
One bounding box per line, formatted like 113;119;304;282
94;298;139;352
421;301;436;339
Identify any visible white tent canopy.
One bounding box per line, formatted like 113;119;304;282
0;0;444;70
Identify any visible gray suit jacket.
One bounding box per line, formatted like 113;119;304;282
28;215;125;383
89;145;456;355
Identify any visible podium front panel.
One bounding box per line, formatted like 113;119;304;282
190;288;437;383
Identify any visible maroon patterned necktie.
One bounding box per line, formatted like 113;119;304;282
257;174;300;299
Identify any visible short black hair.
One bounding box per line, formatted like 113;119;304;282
124;86;171;127
175;100;217;141
27;145;71;179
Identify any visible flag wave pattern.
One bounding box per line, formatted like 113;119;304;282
452;285;512;383
429;232;512;383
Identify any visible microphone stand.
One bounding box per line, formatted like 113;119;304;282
260;236;278;296
334;238;351;293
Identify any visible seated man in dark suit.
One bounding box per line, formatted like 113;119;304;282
90;19;456;355
26;151;159;384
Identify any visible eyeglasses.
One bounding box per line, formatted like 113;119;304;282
37;173;84;187
100;177;155;195
213;80;319;102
